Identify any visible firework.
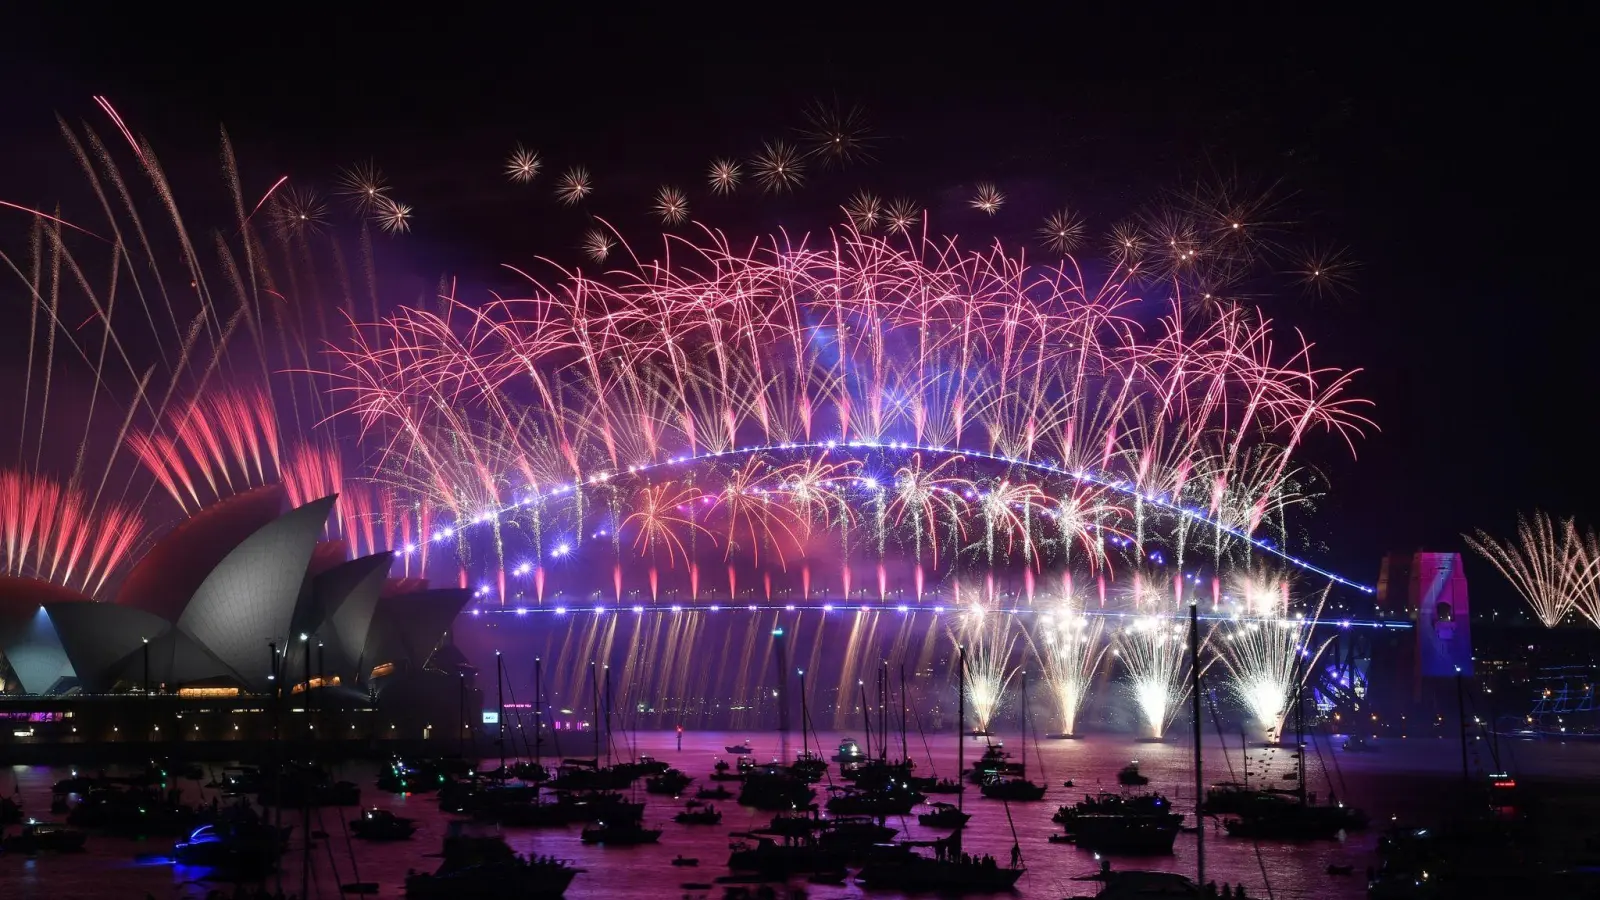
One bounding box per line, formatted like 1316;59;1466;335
556;166;593;205
970;182;1004;215
1215;585;1330;738
505;144;543;183
750;140;805;193
1466;511;1600;628
845;191;883;232
653;186;690;225
884;198;920;234
325;219;1370;591
799;100;876;168
373;197;412;233
1;470;144;596
1293;243;1359;300
1116;616;1191;739
269;185;327;237
1038;208;1086;255
335;160;389;211
582;228;616;263
1035;600;1108;736
954;602;1021;732
708;158;742;194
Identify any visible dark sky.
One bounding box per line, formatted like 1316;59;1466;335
0;8;1589;609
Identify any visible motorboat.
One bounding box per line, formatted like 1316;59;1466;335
644;769;693;795
580;819;662;845
917;802;972;828
1223;797;1369;840
1117;762;1149;786
832;737;865;763
979;776;1047;801
351;808;417;840
3;821;87;853
674;804;723;825
857;852;1023;891
173;821;288;872
725;742;754;754
404;832;582;898
695;784;733;800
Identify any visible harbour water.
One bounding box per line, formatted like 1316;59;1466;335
3;730;1594;898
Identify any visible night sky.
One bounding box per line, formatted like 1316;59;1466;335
0;8;1588;612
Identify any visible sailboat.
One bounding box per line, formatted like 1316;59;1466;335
1221;644;1368;840
856;646;1025;892
979;670;1047;801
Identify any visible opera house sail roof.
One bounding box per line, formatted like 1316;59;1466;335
1;491;466;697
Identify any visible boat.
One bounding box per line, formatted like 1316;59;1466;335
351;808;418;840
856;854;1024;892
378;758;451;793
674;804;723;825
738;766;816;810
966;743;1025;784
1341;735;1378;753
0;795;20;825
920;777;962;794
173;821;289;872
2;821;87;853
917;801;972;828
725;742;754;754
695;784;733;800
832;737;865;763
1222;677;1368;840
708;759;744;782
580;819;663;845
404;832;582;898
824;782;924;816
1053;792;1182;854
670;855;699;866
856;646;1024;891
645;769;694;795
1064;865;1205;898
977;670;1049;801
1045;732;1082;740
789;750;829;783
1199;781;1288;816
1117;762;1149;786
1222;797;1369;839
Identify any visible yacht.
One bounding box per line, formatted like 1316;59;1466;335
832;737;865;762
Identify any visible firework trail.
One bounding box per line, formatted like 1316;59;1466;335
1033;597;1109;736
324;220;1369;590
1465;511;1600;628
1115;616;1193;739
952;601;1021;732
1215;580;1332;738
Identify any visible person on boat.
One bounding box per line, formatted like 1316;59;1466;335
1009;842;1021;868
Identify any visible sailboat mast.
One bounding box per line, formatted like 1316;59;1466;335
880;664;889;762
900;663;908;764
798;669;808;762
958;645;966;814
497;651;505;775
604;665;613;768
1189;600;1205;888
591;662;600;764
534;658;543;767
859;681;873;760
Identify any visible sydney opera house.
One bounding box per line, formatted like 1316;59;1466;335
0;485;477;760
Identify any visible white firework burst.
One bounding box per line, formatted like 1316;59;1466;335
971;182;1005;216
884;198;921;234
505;145;542;183
845;191;883;231
1038;207;1086;254
556;166;593;205
334;160;388;212
750;140;805;194
269;186;326;237
372;197;412;234
582;228;615;263
708;158;742;195
653;185;690;225
799;100;876;168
